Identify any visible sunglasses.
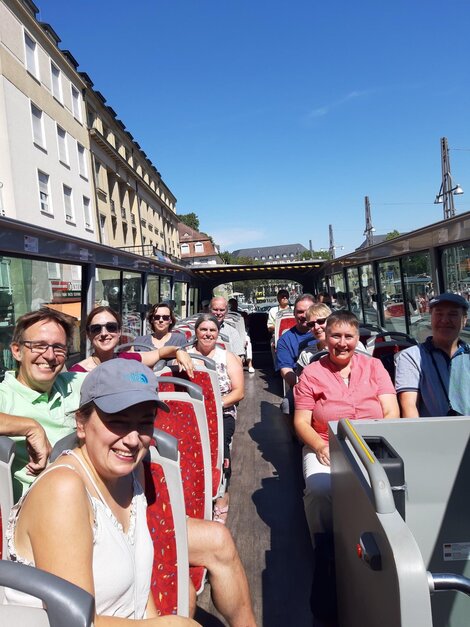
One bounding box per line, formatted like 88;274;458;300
152;314;171;321
89;322;120;335
306;318;327;328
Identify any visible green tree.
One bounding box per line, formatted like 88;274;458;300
300;250;331;260
178;212;200;231
385;230;401;241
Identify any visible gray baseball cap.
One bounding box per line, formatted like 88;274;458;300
79;359;169;413
429;292;469;311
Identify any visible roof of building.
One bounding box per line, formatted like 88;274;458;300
177;223;212;242
231;243;308;258
355;234;389;250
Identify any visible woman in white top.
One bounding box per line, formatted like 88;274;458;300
5;358;199;626
188;314;244;523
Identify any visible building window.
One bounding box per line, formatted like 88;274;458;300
57;126;68;165
99;214;108;245
24;32;38;77
194;242;204;253
38;171;51;214
77;143;88;178
50;62;62;101
83;196;92;230
181;243;190;254
87;107;96;129
71;86;81;121
31;103;45;148
63;185;74;222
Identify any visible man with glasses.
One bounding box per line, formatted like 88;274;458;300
0;309;85;499
395;292;470;417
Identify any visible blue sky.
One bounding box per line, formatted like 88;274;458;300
37;0;470;254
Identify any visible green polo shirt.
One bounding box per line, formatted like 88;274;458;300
0;370;86;501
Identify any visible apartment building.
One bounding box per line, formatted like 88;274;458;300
83;81;180;257
178;223;222;265
0;0;95;237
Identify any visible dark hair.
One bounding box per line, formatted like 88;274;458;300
12;308;74;345
147;302;176;330
277;289;289;299
194;313;221;333
85;306;122;334
294;293;315;311
325;310;359;333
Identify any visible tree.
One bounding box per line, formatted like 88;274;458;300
178;212;200;231
300;250;331;260
385;230;401;241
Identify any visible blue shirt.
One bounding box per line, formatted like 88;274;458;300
395;336;470;416
276;327;317;371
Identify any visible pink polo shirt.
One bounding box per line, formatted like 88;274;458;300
294;353;395;442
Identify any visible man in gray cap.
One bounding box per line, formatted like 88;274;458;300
395;292;470;417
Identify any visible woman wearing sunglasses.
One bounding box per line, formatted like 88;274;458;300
133;303;186;371
296;303;332;374
70;306;192;375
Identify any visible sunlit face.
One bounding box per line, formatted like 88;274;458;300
211;299;227;321
326;322;359;367
306;312;329;342
151;306;172;334
77;401;156;480
196;320;219;351
11;320;68;393
431;304;467;345
294;299;315;332
88;311;121;354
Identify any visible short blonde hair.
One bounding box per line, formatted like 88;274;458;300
306;303;332;320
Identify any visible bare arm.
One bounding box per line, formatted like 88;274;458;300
0;412;51;474
221;352;244;408
398;391;420;418
280;367;297;389
140;346;194;378
294;408;330;466
378;394;400;418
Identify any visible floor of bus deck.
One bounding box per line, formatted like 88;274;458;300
195;351;315;627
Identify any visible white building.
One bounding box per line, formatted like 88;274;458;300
0;0;95;238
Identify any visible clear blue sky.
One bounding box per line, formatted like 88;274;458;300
37;0;470;254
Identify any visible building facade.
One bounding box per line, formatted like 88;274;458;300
178;223;221;265
0;0;95;237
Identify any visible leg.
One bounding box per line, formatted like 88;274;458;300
302;445;332;548
245;336;254;372
214;413;236;523
187;518;256;627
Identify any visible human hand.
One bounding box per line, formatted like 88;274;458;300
25;423;52;475
315;443;330;466
176;349;194;378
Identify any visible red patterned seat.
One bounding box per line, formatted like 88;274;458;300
274;315;296;347
145;434;189;616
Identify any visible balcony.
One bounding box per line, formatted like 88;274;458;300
110;200;116;216
131;214;136;225
121;207;127;221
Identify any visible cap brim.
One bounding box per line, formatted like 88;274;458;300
94;392;170;414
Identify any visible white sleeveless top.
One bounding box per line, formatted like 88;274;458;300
4;450;153;619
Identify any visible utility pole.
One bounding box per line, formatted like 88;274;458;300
364;196;375;247
329;225;335;259
434;137;463;220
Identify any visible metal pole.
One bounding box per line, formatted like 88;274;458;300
441;137;455;219
364;196;374;247
329;224;335;259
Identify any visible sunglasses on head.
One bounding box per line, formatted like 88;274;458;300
152;314;171;321
306;318;327;328
89;322;120;334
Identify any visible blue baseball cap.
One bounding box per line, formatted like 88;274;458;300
429;293;469;311
79;359;169;413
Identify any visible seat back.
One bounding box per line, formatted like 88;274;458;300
155;377;212;521
0;437;15;560
0;561;95;627
372;340;416;383
145;430;190;616
159;356;224;499
274;314;296;347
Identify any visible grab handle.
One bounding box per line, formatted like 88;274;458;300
337;419;396;515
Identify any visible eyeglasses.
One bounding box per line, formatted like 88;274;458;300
20;340;68;357
306;318;327;328
88;322;120;335
152;314;171;321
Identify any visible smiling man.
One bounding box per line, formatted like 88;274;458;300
210;296;245;358
0;309;85;499
395;293;470;417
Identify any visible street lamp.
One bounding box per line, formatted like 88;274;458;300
434;137;463;219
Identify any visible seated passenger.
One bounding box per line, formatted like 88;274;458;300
276;294;317;390
4;358;199;625
293;311;399;548
187;314;244;523
210;297;245;359
267;289;291;334
70;306;192;375
395;292;470;417
296;303;332;373
133;302;186;371
228;297;254;373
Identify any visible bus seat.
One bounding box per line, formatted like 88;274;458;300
274;314;296;348
370;334;417;382
0;561;94;627
145;431;190;617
